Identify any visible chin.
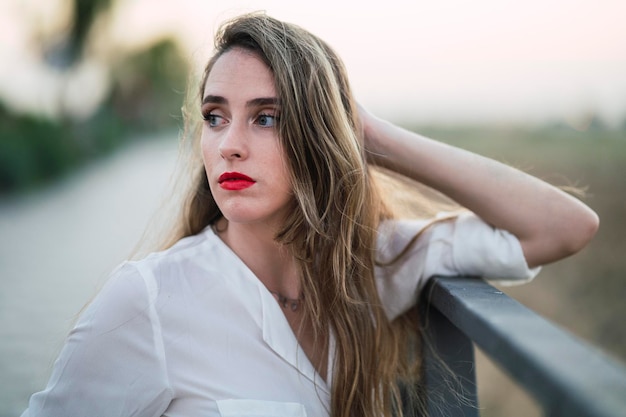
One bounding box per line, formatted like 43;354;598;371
221;209;272;225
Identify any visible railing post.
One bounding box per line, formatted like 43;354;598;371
424;276;626;417
420;298;478;417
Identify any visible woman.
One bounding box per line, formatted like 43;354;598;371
22;12;598;417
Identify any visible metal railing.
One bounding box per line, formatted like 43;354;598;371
419;276;626;417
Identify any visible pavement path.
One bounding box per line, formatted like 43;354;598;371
0;135;179;416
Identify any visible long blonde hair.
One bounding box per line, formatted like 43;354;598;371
163;12;441;417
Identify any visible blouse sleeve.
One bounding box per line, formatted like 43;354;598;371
375;212;541;320
21;263;172;417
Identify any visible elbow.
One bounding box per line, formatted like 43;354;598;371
526;206;600;267
562;206;600;256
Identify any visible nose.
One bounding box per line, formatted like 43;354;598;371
218;121;248;160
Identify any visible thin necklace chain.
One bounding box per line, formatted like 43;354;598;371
269;290;304;312
210;224;304;312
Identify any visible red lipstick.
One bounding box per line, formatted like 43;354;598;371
218;172;256;190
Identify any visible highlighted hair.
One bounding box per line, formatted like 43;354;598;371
168;12;433;417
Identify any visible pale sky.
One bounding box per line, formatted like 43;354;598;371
1;0;625;127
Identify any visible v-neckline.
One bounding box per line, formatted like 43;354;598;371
207;227;333;392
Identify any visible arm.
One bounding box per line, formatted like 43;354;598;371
360;107;599;268
22;264;172;417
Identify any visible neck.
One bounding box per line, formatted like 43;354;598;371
216;218;301;299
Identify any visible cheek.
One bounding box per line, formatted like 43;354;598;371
200;137;219;196
200;133;217;166
275;156;294;195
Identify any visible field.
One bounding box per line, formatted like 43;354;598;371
414;124;626;416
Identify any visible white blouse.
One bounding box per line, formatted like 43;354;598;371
21;213;539;417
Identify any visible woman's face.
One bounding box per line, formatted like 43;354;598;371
201;48;293;230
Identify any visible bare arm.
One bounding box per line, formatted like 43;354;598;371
360;107;599;268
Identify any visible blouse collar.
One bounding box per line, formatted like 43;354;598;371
204;227;331;395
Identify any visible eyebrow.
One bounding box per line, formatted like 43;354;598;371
201;95;280;108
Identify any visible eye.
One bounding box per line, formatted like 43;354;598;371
255;113;278;128
202;112;225;127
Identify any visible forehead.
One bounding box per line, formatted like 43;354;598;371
203;48;276;99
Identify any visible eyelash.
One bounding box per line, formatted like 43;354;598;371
255;113;278;127
202;112;222;127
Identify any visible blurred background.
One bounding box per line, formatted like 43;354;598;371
0;0;624;416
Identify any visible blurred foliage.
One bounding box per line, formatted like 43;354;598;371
68;0;113;62
0;38;189;195
107;39;189;130
43;0;114;70
0;101;125;193
0;0;190;195
0;104;77;192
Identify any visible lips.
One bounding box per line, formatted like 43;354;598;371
218;172;256;190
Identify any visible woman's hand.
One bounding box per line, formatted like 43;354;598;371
358;105;599;268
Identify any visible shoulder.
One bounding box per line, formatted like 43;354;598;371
374;213;539;319
376;217;432;261
136;227;217;267
24;263;174;416
78;228;229;344
83;262;154;334
106;228;233;313
376;212;540;283
126;227;226;287
376;212;515;257
376;214;460;264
